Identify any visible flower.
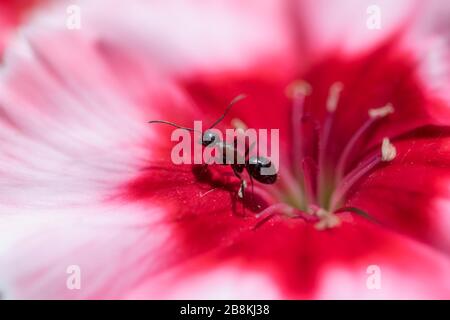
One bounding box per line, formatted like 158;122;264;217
0;0;449;299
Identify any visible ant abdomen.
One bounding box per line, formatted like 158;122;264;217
247;156;277;184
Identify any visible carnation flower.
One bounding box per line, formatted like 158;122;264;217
0;0;449;299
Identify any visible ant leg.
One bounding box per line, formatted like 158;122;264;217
244;140;256;206
237;180;248;216
248;171;255;206
231;135;255;208
232;166;247;216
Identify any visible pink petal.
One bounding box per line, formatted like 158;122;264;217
0;23;191;298
293;0;446;57
0;207;171;299
65;0;297;76
0;0;46;57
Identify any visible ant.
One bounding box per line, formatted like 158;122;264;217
148;95;277;214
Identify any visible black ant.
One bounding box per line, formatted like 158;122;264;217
148;95;277;214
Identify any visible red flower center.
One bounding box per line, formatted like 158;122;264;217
127;39;436;235
238;80;398;230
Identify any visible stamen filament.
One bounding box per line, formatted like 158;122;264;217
302;157;317;207
256;203;295;218
318;82;343;206
278;168;305;209
329;154;381;212
286;80;311;179
317;117;333;207
335;103;394;183
335;118;375;183
245;183;279;206
292;94;306;176
255;203;315;221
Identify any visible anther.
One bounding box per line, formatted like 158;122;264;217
231;118;248;131
326;82;344;113
335;102;394;182
381;138;396;162
285;80;312;99
369;103;394;119
314;208;341;230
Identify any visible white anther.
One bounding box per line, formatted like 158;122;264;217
315;208;328;218
315;211;341;230
326;82;344;113
231;118;248;131
369;103;394;119
312;208;341;230
285;80;312;98
381;138;397;162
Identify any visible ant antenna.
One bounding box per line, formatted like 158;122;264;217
208;94;247;129
148;94;247;132
147;120;198;132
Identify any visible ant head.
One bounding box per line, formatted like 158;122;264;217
201;130;219;147
149;94;247;146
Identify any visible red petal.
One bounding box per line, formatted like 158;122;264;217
347;126;450;254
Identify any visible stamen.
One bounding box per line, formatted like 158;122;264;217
314;209;341;230
381;137;397;162
277;168;305;209
286;80;311;180
302;157;317;206
256;203;296;219
318;82;343;206
330;137;396;211
330;154;381;212
308;206;341;230
246;183;279;206
231;118;248;131
254;203;315;227
285;80;312;99
326;82;344;113
335;103;394;182
369;103;394;119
